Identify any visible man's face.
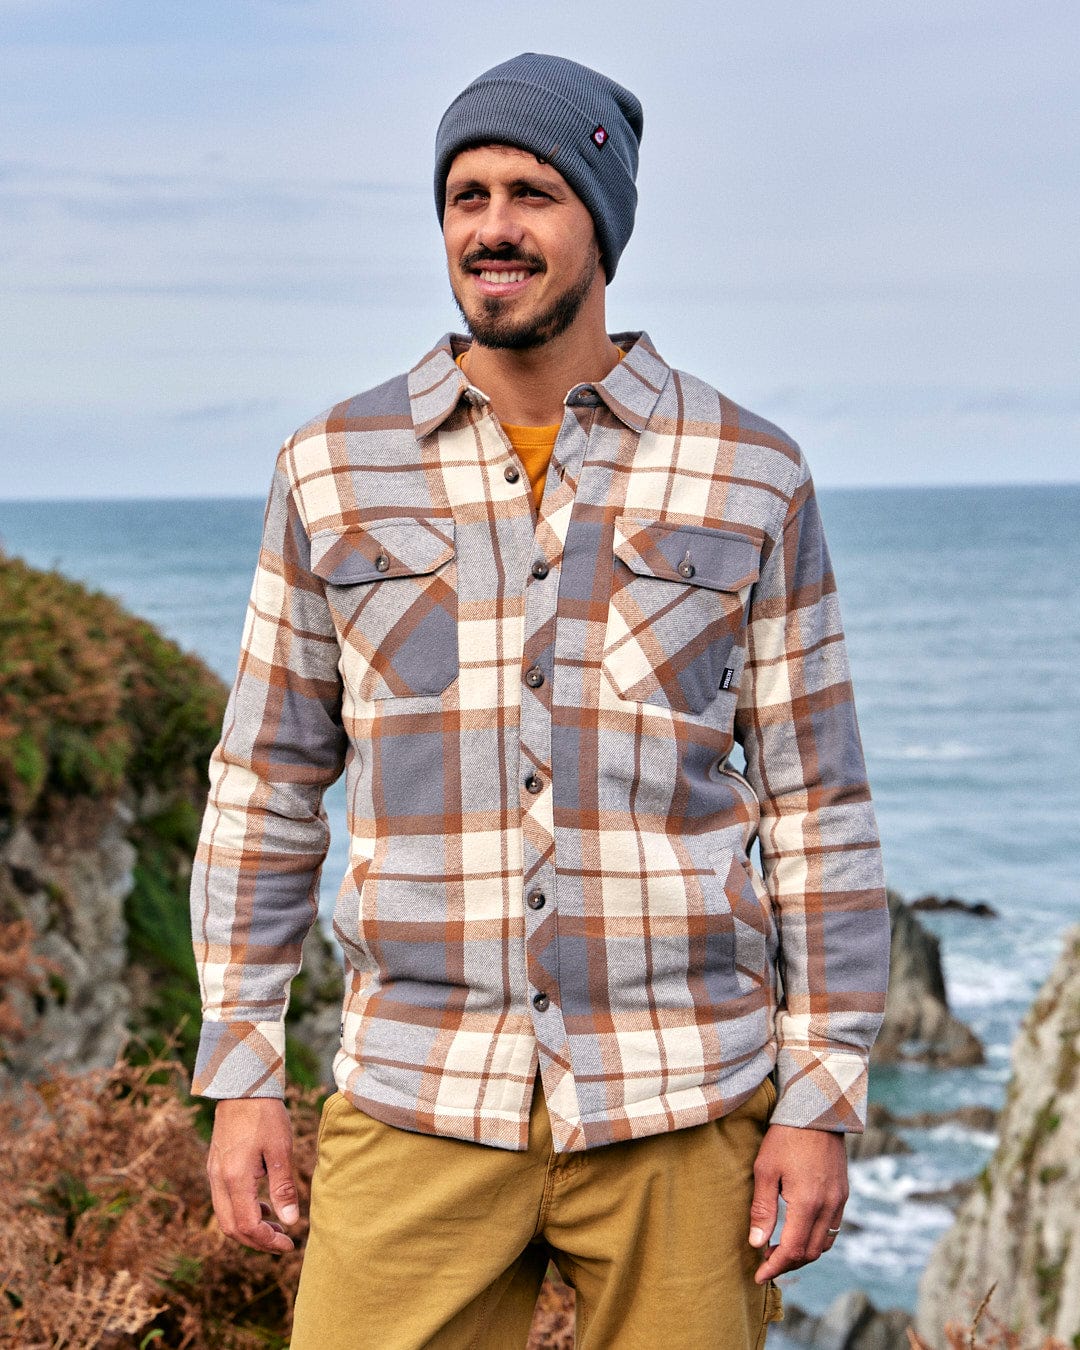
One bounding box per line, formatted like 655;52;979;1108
443;144;603;350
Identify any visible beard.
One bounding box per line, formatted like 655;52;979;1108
450;245;601;351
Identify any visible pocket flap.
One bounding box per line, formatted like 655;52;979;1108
310;519;455;584
613;518;760;592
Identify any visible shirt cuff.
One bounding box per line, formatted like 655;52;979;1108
770;1043;870;1133
192;1019;287;1099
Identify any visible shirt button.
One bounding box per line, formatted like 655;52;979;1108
524;773;543;794
504;465;520;483
678;559;695;578
525;667;545;688
527;890;546;910
532;991;550;1012
374;553;390;573
531;559;549;579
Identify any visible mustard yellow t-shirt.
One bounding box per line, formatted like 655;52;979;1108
501;421;559;512
456;349;624;512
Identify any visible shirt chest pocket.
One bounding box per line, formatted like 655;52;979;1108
602;517;760;716
310;518;458;700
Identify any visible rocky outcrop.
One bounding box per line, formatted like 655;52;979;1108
1;813;135;1077
783;1291;912;1350
0;552;343;1091
0;800;344;1091
846;1102;913;1161
916;926;1080;1345
873;890;984;1068
911;894;998;919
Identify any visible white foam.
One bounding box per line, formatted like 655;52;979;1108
946;961;1035;1009
838;1201;955;1278
877;741;982;761
925;1123;999;1150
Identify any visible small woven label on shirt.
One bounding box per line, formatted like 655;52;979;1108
720;667;736;690
592;126;608;147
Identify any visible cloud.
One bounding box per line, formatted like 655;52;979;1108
758;385;1080;421
169;398;282;423
0;161;424;226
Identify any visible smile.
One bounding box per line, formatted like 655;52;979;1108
477;269;531;284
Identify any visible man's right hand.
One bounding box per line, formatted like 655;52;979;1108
207;1098;300;1253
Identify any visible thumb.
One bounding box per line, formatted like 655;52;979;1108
748;1162;779;1249
265;1135;300;1227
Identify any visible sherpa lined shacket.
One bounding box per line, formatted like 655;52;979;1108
190;331;890;1153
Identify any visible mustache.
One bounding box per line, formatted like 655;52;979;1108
461;246;546;271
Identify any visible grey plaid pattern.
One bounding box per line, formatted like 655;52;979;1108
191;332;890;1152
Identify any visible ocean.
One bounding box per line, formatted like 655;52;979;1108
2;484;1078;1321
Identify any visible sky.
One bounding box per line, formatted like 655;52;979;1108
2;0;1077;499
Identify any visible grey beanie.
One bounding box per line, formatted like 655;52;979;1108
434;52;643;281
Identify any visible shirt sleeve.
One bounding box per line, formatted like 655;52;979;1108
734;454;891;1132
189;447;347;1098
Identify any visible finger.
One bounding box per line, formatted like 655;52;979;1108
820;1205;846;1249
260;1201;286;1236
264;1133;301;1227
748;1159;780;1250
754;1202;816;1283
207;1155;238;1241
220;1151;294;1254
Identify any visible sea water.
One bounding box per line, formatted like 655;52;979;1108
2;484;1078;1318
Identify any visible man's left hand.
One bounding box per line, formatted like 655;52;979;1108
748;1124;848;1284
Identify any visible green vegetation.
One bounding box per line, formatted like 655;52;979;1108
0;551;337;1094
1035;1246;1068;1327
0;553;349;1343
0;552;225;826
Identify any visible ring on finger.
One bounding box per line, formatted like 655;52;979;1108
826;1226;842;1236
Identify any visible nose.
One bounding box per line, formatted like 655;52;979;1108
474;194;524;252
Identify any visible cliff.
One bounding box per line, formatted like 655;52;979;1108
0;551;342;1090
916;925;1080;1345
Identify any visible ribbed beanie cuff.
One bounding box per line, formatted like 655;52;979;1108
434;53;643;281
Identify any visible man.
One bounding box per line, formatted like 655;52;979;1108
191;53;891;1349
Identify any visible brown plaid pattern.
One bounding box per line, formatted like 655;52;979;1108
190;332;890;1151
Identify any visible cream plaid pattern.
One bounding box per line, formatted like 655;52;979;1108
190;332;890;1151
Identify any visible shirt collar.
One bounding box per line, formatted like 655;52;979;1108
407;331;670;439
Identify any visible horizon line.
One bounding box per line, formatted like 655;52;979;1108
3;479;1080;507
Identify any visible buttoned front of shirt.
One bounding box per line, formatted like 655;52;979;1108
190;332;891;1152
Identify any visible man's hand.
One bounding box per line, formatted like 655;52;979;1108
207;1099;301;1253
748;1123;848;1284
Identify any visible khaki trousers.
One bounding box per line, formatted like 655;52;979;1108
291;1077;783;1350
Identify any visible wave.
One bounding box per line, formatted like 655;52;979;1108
876;741;983;761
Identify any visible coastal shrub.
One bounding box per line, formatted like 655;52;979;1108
0;1057;321;1348
0;553;225;826
0;1057;575;1349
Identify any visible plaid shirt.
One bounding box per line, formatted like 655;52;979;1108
191;331;890;1152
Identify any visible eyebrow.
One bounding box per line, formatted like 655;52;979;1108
446;175;566;197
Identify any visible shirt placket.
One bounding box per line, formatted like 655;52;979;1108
491;385;604;1147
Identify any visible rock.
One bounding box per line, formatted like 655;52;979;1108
848;1102;998;1164
847;1102;913;1160
0;554;344;1093
916;925;1080;1345
1;818;134;1077
910;894;998;919
783;1291;911;1350
0;793;346;1092
873;890;984;1067
900;1104;998;1133
909;1176;977;1211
